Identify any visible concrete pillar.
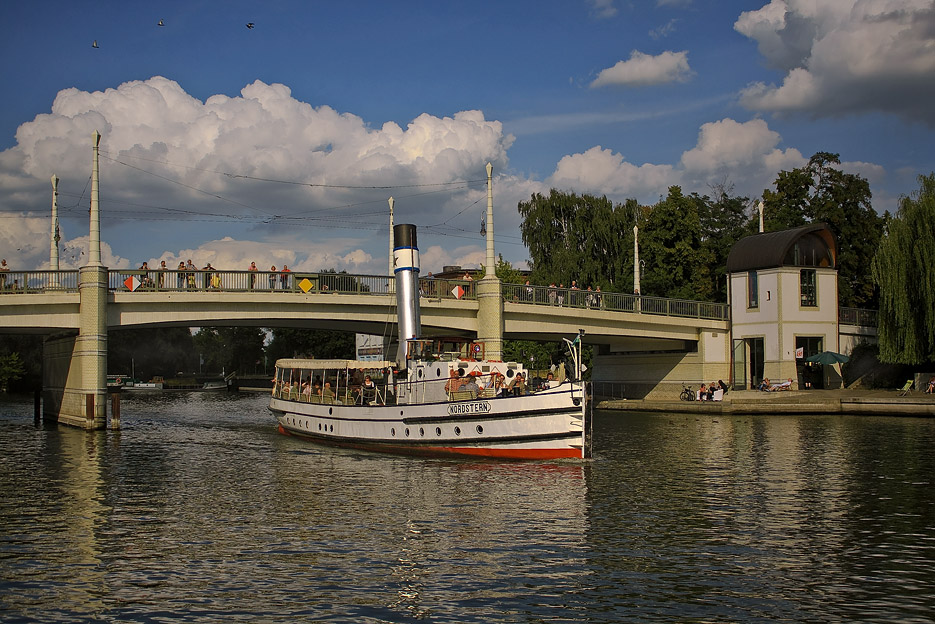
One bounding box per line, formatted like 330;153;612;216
476;278;503;361
75;265;109;429
477;162;503;360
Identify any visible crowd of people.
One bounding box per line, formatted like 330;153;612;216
443;368;546;399
696;380;729;401
134;260;293;290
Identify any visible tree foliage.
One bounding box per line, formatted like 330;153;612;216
763;152;882;307
518;190;636;292
266;328;356;363
109;327;197;379
871;173;935;364
0;352;26;392
193;327;266;375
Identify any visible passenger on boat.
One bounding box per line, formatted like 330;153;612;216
509;373;527;396
445;369;463;393
357;375;377;404
462;373;480;398
321;382;335;401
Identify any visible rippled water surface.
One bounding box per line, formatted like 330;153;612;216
2;392;934;622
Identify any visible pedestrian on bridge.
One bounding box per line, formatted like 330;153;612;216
1;259;9;291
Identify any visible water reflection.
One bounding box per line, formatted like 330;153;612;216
1;394;934;622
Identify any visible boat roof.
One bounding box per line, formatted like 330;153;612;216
275;358;397;370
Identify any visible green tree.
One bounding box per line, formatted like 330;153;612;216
477;254;525;283
108;327;197;379
699;181;753;301
639;187;714;300
870;173;935;364
193;327;266;375
518;190;636;291
0;352;26;392
763;152;882;307
265;328;356;362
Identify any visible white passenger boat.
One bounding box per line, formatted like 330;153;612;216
269;224;592;460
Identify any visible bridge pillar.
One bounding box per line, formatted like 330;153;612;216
42;266;109;429
476;276;503;361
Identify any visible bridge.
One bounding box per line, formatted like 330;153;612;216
0;269;728;350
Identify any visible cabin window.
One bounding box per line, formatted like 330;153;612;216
747;270;759;309
800;269;817;307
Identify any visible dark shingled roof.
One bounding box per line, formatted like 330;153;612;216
726;223;837;273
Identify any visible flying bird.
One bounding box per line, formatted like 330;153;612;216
92;40;99;48
246;22;255;29
158;19;164;26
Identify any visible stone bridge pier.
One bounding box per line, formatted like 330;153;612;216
42;266;110;429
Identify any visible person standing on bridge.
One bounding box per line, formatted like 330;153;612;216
280;265;291;290
158;260;168;289
269;265;278;290
176;262;186;289
248;261;258;289
0;259;9;291
185;259;197;289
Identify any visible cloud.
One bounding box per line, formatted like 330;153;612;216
735;0;935;124
587;0;618;19
545;118;821;204
679;118;806;184
0;77;515;273
548;146;675;199
591;50;693;88
649;18;679;40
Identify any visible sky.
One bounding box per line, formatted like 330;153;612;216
1;0;933;277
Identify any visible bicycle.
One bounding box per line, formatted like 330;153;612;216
679;384;696;402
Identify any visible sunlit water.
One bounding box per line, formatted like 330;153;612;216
1;392;934;623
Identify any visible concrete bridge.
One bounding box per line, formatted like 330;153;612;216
0;267;733;429
0;269;728;346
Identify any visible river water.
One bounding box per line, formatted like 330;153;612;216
1;391;933;623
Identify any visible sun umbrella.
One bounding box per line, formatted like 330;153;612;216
804;351;849;365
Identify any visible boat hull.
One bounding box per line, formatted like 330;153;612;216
270;385;587;460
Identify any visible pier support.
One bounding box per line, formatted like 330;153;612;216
42;266;109;429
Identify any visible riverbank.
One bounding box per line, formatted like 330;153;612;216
597;388;935;416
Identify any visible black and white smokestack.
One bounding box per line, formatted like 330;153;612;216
393;224;421;364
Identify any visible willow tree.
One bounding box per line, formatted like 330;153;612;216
517;190;636;291
870;173;935;364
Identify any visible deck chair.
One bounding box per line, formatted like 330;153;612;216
898;379;914;396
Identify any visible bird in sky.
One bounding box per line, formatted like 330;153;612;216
246;22;255;29
158;19;164;27
92;40;99;48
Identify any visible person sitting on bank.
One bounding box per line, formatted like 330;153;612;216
758;378;770;392
697;383;708;401
770;378;794;391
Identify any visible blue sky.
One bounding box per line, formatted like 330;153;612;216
1;0;933;277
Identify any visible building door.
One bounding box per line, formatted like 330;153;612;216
733;338;764;390
796;336;824;389
748;338;765;390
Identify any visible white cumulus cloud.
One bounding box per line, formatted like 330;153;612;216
735;0;935;124
591;50;693;88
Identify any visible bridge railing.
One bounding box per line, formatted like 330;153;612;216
839;307;878;327
502;283;729;320
108;270;398;295
0;270;79;293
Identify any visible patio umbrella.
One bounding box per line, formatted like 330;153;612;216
805;351;849;365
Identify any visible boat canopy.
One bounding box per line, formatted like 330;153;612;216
275;358;397;371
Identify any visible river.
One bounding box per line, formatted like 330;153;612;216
1;391;933;623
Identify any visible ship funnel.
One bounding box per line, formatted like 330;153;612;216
393;224;421;364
